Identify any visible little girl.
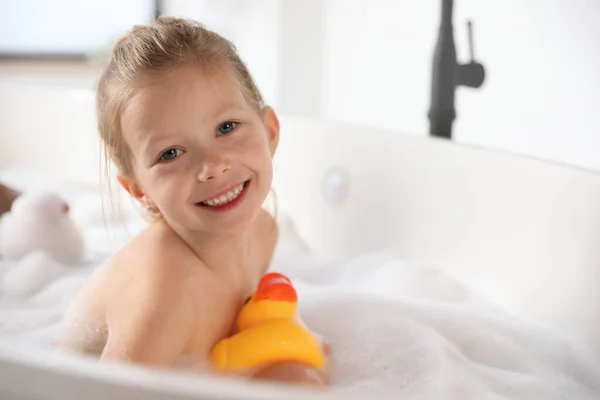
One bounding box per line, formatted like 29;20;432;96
58;17;330;385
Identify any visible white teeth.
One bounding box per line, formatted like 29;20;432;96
201;183;246;207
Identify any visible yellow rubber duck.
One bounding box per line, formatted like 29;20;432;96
211;272;325;373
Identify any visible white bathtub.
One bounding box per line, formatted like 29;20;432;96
1;81;599;399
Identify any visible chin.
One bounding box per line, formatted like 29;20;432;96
192;209;261;235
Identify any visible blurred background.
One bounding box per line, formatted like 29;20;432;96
1;0;599;170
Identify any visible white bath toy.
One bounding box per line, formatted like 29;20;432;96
0;191;85;265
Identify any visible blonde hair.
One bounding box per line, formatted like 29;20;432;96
97;16;264;178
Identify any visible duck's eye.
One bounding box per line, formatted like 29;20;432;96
243;295;252;305
217;121;237;136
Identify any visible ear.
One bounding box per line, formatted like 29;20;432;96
117;174;146;203
261;106;280;157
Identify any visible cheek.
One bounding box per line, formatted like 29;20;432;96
235;130;273;166
243;136;274;187
144;164;189;202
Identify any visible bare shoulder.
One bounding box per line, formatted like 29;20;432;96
58;220;196;355
107;219;206;315
100;221;206;365
118;219;197;282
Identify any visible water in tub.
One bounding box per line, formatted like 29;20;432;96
0;171;599;399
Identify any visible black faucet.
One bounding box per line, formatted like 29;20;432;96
428;0;486;140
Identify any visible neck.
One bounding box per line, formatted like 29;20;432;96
160;217;256;287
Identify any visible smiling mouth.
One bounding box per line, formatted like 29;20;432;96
197;180;250;207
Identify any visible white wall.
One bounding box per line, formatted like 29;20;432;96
319;0;600;171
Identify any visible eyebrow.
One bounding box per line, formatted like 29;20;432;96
210;102;248;119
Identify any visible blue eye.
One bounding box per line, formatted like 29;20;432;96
159;148;183;162
217;121;237;136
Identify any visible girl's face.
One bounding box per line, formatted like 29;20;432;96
119;64;279;235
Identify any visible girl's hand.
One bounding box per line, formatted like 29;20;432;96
252;341;333;386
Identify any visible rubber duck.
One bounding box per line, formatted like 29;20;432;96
211;272;324;373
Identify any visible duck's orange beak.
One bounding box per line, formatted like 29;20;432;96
253;272;297;303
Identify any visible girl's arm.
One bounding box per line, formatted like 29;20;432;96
100;271;196;366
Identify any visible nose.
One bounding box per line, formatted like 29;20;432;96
196;154;231;182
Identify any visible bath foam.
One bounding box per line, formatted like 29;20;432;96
2;249;599;399
279;252;600;398
0;173;598;399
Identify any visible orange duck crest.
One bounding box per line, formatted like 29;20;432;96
253;272;298;302
236;272;299;331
